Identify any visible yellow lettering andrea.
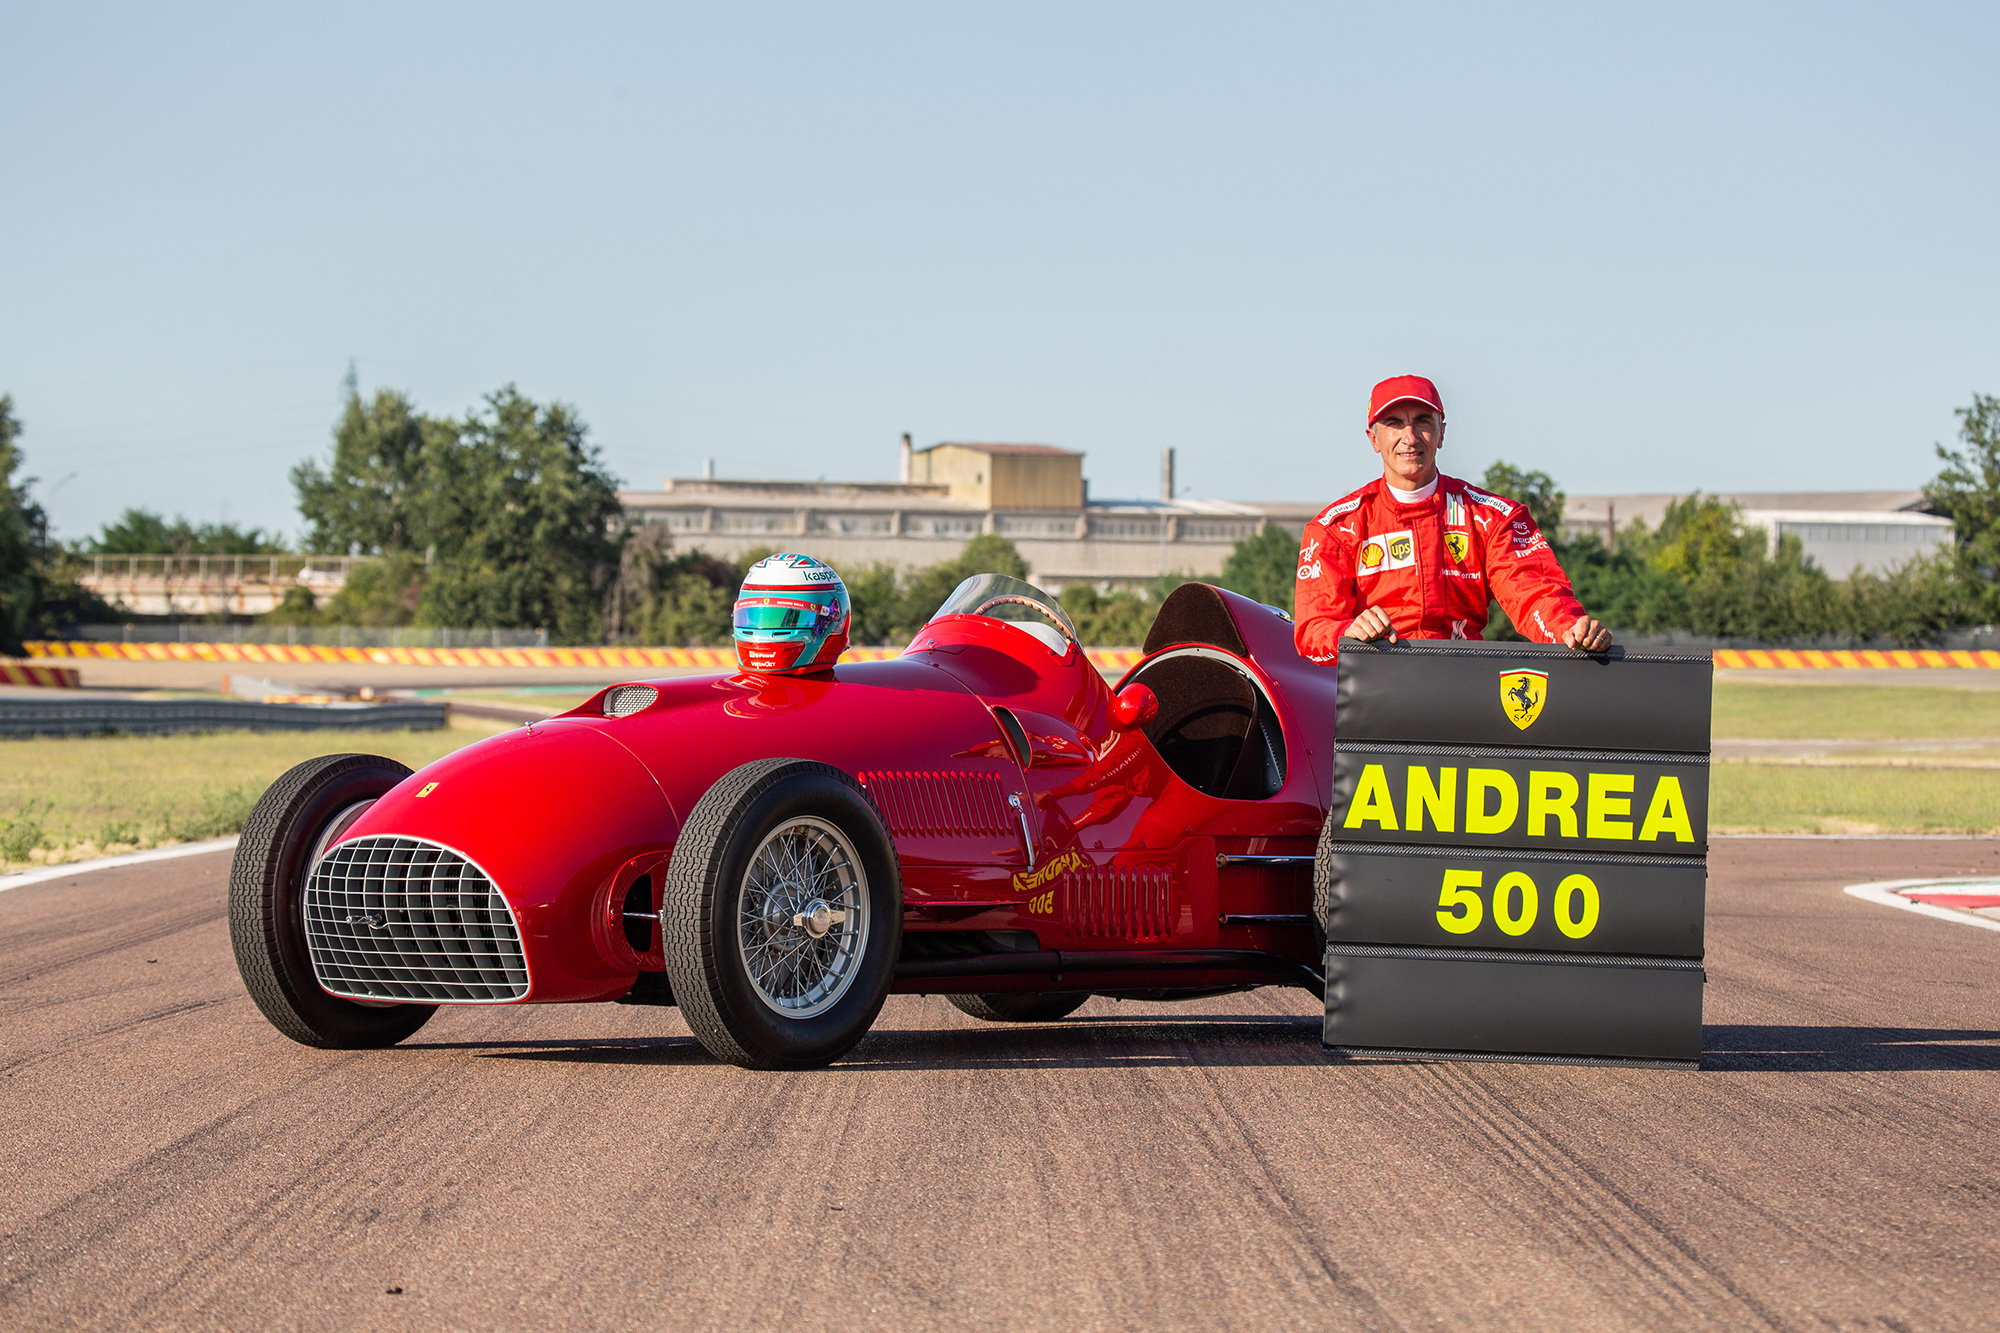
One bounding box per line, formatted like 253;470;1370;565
1638;775;1695;843
1527;770;1579;838
1587;772;1636;840
1406;766;1456;833
1344;763;1399;830
1465;769;1518;835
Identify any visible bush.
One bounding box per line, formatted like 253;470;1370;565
165;783;261;843
1470;459;1999;644
0;798;50;862
1217;524;1298;613
1059;585;1160;645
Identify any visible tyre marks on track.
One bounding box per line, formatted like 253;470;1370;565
1400;1062;1788;1329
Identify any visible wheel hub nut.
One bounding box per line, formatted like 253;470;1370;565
792;899;846;939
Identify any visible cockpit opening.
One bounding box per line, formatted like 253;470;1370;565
1126;647;1287;801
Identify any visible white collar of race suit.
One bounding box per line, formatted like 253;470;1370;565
1385;476;1440;504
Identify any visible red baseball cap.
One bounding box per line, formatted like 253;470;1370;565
1368;374;1445;425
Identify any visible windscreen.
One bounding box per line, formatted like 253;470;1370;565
928;574;1079;644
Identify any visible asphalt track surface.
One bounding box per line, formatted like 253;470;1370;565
3;841;1997;1331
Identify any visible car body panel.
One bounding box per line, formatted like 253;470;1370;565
324;584;1339;1006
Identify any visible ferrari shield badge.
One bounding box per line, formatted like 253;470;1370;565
1499;669;1548;730
1444;531;1469;562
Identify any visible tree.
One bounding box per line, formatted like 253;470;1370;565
290;379;626;642
1924;393;2000;597
0;395;114;653
605;526;743;646
1217;523;1298;613
1480;461;1565;536
85;508;285;555
292;372;433;556
415;387;625;642
1058;583;1158;645
0;395;40;652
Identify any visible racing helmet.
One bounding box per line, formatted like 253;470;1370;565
732;553;850;675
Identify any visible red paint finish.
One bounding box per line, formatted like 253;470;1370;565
328;583;1346;1006
1902;892;2000;909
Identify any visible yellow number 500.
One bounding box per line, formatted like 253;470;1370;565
1435;869;1599;939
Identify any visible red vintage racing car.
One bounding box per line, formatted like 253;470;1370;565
229;576;1337;1068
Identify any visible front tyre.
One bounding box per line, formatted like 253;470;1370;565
228;753;437;1049
663;759;901;1069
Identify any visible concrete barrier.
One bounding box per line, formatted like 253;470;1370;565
0;698;447;738
24;640;1150;673
24;639;2000;671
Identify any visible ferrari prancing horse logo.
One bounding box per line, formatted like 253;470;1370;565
1500;669;1548;730
1444;531;1469;562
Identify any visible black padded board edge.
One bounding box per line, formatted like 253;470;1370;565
1336;640;1713;752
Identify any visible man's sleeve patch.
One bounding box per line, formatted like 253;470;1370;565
1462;486;1516;514
1315;496;1364;526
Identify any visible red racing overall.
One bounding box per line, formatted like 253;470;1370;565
1293;474;1586;663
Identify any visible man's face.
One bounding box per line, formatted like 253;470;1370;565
1367;401;1444;488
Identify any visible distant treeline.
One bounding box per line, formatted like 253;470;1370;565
5;380;1997;652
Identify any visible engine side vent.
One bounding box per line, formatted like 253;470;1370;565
602;685;660;718
304;835;529;1003
1066;865;1174;942
859;770;1012;838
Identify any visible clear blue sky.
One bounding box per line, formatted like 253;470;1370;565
6;2;1997;542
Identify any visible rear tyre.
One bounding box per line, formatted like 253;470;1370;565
228;753;437;1049
947;992;1089;1023
1312;808;1338;965
662;759;901;1070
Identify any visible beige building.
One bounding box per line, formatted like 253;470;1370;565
902;441;1087;510
620;441;1316;592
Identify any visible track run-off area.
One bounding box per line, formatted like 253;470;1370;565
2;839;1997;1331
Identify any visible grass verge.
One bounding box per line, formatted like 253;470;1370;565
0;717;509;871
1713;682;2000;740
1710;762;2000;834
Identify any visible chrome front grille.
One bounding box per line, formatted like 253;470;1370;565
303;835;529;1003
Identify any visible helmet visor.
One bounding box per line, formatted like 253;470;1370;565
734;593;838;636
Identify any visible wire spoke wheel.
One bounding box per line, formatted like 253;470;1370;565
736;816;867;1019
664;759;901;1069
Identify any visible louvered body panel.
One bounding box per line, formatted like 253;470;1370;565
859;770;1012;838
1065;864;1175;942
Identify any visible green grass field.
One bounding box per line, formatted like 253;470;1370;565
417;687;600;713
1709;764;1998;834
0;718;509;870
3;680;1997;867
1712;682;2000;739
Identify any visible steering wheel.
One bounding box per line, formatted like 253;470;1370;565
969;594;1073;638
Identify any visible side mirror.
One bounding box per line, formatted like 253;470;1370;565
1110;683;1159;732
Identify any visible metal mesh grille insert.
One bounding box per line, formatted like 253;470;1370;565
602;685;659;717
304;835;529;1003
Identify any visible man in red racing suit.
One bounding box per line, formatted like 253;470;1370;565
1294;374;1612;663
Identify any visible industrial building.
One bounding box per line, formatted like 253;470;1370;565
71;444;1958;618
617;438;1319;591
1563;491;1953;579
